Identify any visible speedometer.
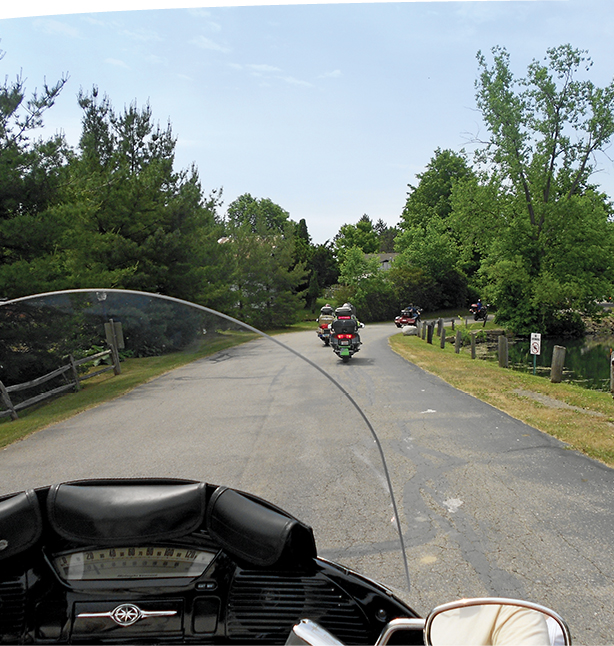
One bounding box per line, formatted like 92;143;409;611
52;546;217;581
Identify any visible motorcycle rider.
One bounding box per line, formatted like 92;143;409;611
318;304;335;327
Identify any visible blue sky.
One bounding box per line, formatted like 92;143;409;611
1;0;613;243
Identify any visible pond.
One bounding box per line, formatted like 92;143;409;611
483;335;613;392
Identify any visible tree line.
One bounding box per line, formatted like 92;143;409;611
2;44;614;334
335;45;614;335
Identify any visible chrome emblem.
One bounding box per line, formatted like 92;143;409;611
111;604;142;626
77;603;177;627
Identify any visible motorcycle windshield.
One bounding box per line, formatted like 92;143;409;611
0;289;410;599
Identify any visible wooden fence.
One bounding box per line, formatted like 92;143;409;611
0;349;119;421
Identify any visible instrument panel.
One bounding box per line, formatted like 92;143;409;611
52;546;217;581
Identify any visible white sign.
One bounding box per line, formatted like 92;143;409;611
530;332;541;355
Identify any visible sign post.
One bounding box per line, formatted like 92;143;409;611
530;332;541;375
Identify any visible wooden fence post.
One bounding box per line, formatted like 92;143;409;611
551;345;566;383
422;322;427;340
0;381;18;420
451;319;455;331
498;335;508;368
437;318;444;337
471;333;476;359
440;327;446;349
427;322;434;345
610;349;614;398
69;355;81;391
455;330;462;354
105;319;122;375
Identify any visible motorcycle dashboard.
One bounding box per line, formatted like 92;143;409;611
51;545;217;582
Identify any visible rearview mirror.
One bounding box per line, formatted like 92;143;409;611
425;598;571;646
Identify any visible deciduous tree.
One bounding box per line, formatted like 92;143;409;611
473;44;614;332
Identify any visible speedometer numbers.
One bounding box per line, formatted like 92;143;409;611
53;546;216;581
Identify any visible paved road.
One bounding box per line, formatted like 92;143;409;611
1;322;612;643
278;323;614;644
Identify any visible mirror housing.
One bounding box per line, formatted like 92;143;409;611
285;619;345;645
424;598;571;646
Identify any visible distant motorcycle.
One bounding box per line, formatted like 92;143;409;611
469;303;488;321
395;307;421;328
316;305;334;346
330;307;362;362
316;324;331;345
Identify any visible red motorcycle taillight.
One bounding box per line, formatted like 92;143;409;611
336;334;355;339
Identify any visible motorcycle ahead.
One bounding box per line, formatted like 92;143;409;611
0;290;571;645
316;306;334;346
469;303;488;322
329;310;363;362
316;323;332;346
394;307;422;328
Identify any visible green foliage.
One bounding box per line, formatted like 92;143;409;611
0;53;71;293
394;149;474;312
0;84;228;305
471;45;614;333
226;193;291;235
334;215;379;262
309;243;339;290
401;148;474;229
338;246;380;287
334;247;398;321
374;218;399;252
223;195;307;328
387;263;438;311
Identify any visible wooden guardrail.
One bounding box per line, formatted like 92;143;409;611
0;349;119;421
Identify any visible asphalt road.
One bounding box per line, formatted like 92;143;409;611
1;322;612;643
273;323;614;645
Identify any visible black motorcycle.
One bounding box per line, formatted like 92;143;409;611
0;290;571;645
329;309;362;362
469;302;488;321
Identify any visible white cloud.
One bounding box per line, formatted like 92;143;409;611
144;54;167;66
119;27;163;42
248;64;282;73
33;17;81;38
282;76;313;87
190;35;231;54
105;58;130;69
319;70;342;79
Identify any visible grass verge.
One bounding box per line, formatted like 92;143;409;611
0;331;257;449
389;332;614;467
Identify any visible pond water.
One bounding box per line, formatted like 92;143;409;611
484;336;613;392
